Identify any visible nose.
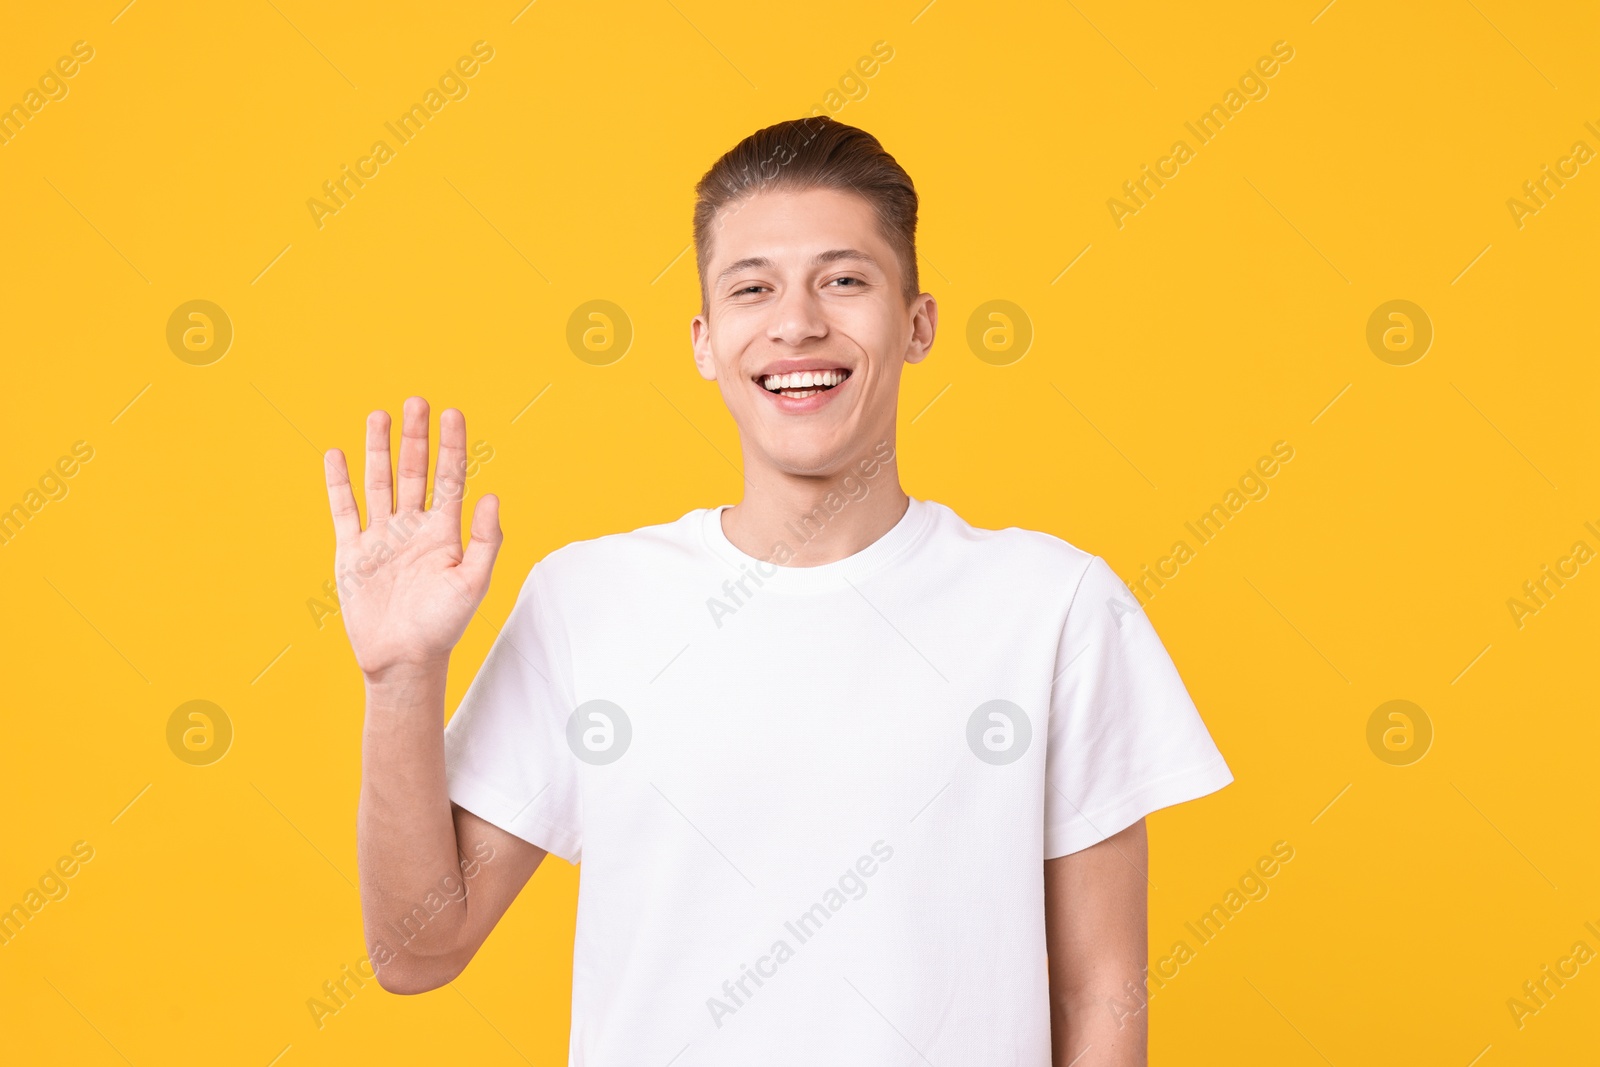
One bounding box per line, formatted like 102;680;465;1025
766;283;828;347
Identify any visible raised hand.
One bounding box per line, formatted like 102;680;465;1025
323;397;503;681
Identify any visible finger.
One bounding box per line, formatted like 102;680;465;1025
432;407;468;522
459;494;503;596
396;396;430;513
324;449;361;544
365;409;393;524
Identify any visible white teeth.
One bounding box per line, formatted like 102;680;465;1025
760;370;848;392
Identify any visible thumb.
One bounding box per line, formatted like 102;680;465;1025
460;493;503;595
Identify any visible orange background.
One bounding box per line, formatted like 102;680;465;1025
1;0;1596;1062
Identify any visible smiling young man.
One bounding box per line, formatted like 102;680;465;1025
324;116;1233;1066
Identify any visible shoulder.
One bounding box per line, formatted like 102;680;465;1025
920;498;1106;591
918;500;1142;625
525;505;711;596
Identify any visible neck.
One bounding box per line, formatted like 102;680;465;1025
721;444;907;567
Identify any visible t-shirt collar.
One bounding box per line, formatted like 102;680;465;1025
700;495;934;592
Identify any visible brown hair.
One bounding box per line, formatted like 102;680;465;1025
692;116;920;315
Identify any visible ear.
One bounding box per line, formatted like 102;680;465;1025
903;293;937;366
690;311;717;381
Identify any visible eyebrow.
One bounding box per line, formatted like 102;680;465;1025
714;248;882;288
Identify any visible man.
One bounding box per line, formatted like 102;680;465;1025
322;116;1232;1066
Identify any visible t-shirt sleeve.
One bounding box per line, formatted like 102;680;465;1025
442;560;583;864
1043;555;1233;859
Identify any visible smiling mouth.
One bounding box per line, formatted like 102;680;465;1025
757;368;852;399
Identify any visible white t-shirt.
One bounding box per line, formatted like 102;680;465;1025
443;496;1232;1066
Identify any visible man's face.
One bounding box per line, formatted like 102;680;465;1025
691;186;936;478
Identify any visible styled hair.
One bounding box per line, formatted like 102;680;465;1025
692;116;920;315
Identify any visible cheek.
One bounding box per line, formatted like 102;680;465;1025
839;316;902;373
713;322;762;375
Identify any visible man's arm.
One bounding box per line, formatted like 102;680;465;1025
359;666;547;993
1045;818;1149;1067
324;398;548;993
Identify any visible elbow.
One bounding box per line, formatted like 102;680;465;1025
375;972;436;996
373;956;462;995
361;909;476;994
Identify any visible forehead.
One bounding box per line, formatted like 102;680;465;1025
707;186;887;266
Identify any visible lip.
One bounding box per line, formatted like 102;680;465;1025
752;366;853;415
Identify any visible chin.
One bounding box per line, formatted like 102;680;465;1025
757;437;855;479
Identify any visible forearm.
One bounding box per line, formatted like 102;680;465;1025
1052;980;1147;1066
357;661;471;990
1044;821;1151;1066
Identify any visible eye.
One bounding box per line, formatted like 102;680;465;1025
828;276;865;288
732;284;767;296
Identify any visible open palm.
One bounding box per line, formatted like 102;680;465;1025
322;397;502;680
